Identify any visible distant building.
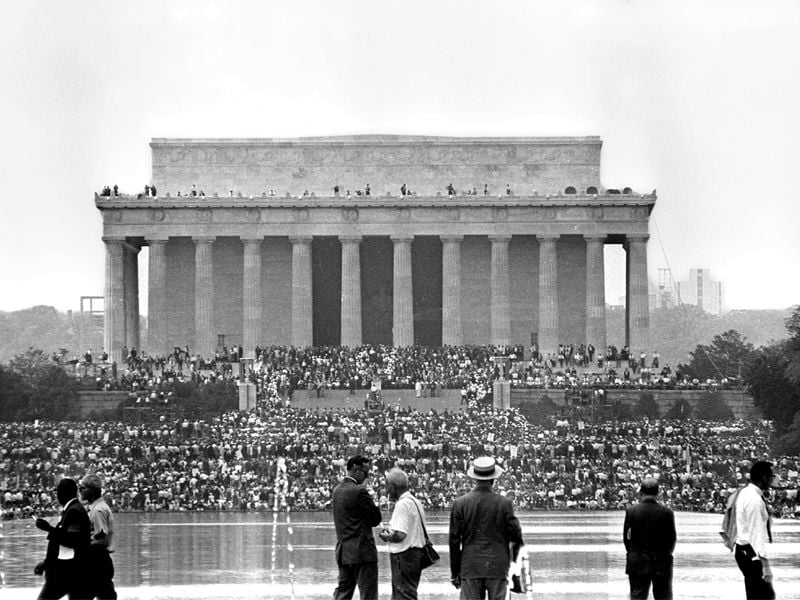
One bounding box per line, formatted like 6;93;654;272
678;268;724;315
650;267;678;310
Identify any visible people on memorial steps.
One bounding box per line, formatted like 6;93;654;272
76;341;742;397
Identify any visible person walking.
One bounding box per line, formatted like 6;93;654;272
34;478;91;599
332;455;382;600
623;478;677;600
449;456;524;600
735;461;776;600
80;474;117;600
378;468;427;599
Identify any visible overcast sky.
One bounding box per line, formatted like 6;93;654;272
1;0;798;314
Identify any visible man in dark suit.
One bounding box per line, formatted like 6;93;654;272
623;478;677;600
449;456;524;600
332;455;383;600
34;478;92;599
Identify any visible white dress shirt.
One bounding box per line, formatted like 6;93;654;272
735;483;772;558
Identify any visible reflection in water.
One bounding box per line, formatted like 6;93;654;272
2;511;799;599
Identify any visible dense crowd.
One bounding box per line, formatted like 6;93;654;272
68;344;741;409
2;401;797;520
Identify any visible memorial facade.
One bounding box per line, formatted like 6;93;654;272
96;136;655;363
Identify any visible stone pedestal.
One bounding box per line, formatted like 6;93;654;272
493;380;511;410
238;382;257;411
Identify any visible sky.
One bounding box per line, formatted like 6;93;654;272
1;0;798;314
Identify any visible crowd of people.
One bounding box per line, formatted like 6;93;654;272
69;343;741;407
1;399;797;520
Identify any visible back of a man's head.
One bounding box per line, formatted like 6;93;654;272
386;467;409;492
347;455;370;471
639;478;659;497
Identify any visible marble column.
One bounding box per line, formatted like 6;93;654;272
538;235;559;357
441;235;463;346
242;238;262;358
626;234;650;354
391;235;414;347
103;237;126;364
489;234;512;346
193;237;215;357
123;243;141;353
584;235;606;354
290;236;313;347
146;238;168;356
340;235;363;347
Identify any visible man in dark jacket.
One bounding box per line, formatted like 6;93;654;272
449;456;524;600
623;478;677;600
34;478;92;599
332;455;382;600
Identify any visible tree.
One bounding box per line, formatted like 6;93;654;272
0;365;30;421
774;412;800;455
745;341;800;433
694;391;734;421
784;306;800;385
4;348;80;420
679;329;754;381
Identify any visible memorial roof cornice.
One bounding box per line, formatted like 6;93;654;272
95;192;656;211
150;135;603;147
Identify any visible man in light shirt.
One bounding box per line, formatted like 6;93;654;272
80;474;117;600
735;461;776;600
379;468;427;600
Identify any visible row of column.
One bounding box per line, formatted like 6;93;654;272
104;234;649;363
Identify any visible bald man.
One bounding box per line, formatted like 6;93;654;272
623;478;677;600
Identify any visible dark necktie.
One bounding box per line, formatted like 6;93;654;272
763;495;773;543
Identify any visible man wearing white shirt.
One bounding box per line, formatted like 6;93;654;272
379;468;427;600
735;461;776;600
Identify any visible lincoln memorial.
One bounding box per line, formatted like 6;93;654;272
96;135;654;363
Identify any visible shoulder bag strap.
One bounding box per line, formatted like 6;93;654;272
410;496;430;543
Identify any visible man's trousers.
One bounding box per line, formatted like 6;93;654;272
333;561;378;600
389;547;423;600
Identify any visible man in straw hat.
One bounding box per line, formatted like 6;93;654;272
449;456;524;600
